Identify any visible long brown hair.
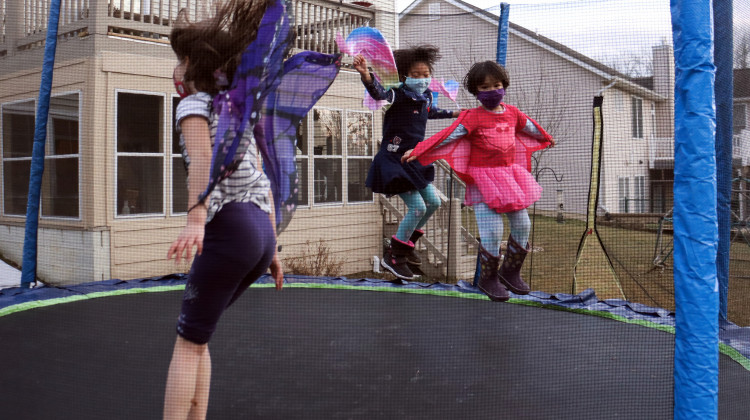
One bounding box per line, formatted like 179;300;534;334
170;0;273;95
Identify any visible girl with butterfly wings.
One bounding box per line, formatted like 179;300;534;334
164;0;340;417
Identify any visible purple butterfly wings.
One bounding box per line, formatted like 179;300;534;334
206;0;340;234
261;52;342;233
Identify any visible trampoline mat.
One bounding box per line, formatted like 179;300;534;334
1;287;749;419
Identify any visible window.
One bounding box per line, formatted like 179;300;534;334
734;104;747;135
618;177;630;213
300;108;374;206
347;111;374;203
428;3;440;20
2;93;80;218
296;118;309;207
2;100;35;216
171;96;188;214
42;93;80;218
313;109;343;204
631;96;643;139
634;175;646;213
116;92;164;216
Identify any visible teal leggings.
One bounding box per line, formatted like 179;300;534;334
474;203;531;257
395;184;441;242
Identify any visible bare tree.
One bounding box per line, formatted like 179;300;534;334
601;46;655;77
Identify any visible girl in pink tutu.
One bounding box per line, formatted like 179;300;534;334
402;61;555;302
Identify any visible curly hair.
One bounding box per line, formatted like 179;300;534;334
463;61;511;96
393;44;441;78
169;0;274;95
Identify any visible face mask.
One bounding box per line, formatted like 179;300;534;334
404;77;432;95
173;67;189;98
477;88;505;109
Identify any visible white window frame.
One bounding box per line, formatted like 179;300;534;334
618;176;630;213
296;116;311;209
631;96;643;139
1;97;36;218
734;103;747;134
1;91;83;220
634;175;646;213
345;110;375;205
114;89;168;219
310;106;345;207
170;94;188;216
305;106;375;208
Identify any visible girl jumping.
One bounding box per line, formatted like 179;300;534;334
353;46;460;281
163;0;339;417
403;61;555;301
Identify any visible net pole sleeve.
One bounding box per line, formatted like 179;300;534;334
713;0;733;322
21;0;62;288
496;3;509;66
671;0;719;418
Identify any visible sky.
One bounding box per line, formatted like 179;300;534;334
396;0;750;74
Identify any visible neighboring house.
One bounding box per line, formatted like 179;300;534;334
732;68;750;222
399;0;676;216
0;0;397;285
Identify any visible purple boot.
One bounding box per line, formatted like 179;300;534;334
498;235;531;295
477;245;510;302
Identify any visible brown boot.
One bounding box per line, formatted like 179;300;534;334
406;229;424;266
477;245;510;302
498;235;531;295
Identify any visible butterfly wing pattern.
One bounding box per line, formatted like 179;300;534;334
204;0;340;234
261;52;342;233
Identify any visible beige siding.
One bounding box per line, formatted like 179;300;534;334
103;60;384;281
281;204;382;275
0;2;393;284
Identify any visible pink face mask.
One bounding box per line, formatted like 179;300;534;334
173;67;189;98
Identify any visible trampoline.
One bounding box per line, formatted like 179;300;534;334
2;275;750;419
2;0;747;418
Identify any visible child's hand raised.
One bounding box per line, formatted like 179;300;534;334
401;149;417;164
353;55;369;76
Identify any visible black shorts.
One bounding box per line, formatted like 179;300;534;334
176;202;275;344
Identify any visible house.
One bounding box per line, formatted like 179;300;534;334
0;0;398;285
731;68;750;222
398;0;678;217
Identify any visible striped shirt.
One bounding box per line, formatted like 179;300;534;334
175;92;271;223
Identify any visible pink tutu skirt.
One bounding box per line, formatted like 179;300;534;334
464;164;542;213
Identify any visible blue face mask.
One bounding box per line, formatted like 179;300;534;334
404;77;432;94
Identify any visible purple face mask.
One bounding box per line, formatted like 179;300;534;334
477;88;505;109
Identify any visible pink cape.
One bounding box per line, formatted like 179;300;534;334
413;107;553;212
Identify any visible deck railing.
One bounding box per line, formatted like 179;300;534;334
0;0;373;56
